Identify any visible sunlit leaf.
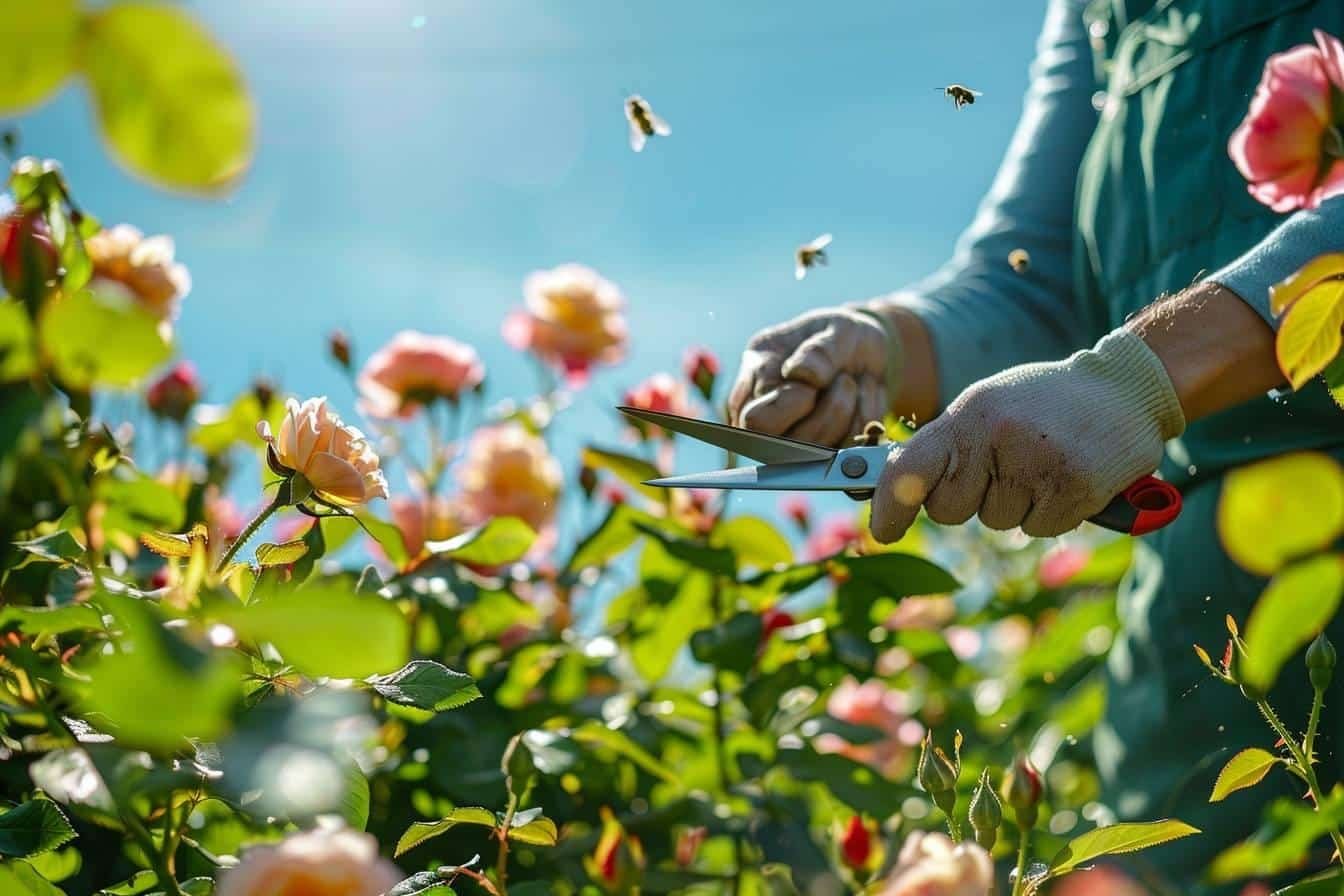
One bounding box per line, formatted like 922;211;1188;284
0;1;80;113
1273;868;1344;895
1047;820;1201;877
1275;278;1344;389
98;473;184;541
581;445;666;502
566;503;662;573
14;530;84;565
570;721;679;784
387;872;455;896
1218;452;1344;576
254;539;308;567
634;521;735;576
1210;790;1344;881
631;570;712;682
0;799;76;858
394;807;497;857
39;288;171;389
0;859;65;896
0;300;36;382
506;813;558;846
140;525;207;559
1241;555;1344;695
427;516;535;566
710;515;792;571
1323;353;1344;410
367;660;480;713
81;3;254;192
355;510;407;569
1270;253;1344;315
341;763;370;831
1210;748;1279;803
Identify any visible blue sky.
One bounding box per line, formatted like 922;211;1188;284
18;0;1046;545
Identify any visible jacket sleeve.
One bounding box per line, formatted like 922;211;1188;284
1207;196;1344;327
880;0;1098;408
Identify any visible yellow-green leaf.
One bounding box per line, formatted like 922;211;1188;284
1211;748;1279;802
1218;452;1344;576
0;300;36;383
710;515;793;571
1048;820;1201;877
1241;555;1344;695
394;807;496;857
39;288;171;389
506;812;558;846
1275;278;1344;389
1270;253;1344;315
582;445;667;502
140;524;207;559
254;539;308;567
80;3;255;193
427;516;535;566
0;1;80;114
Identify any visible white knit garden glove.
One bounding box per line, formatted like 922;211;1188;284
727;305;899;447
869;329;1186;542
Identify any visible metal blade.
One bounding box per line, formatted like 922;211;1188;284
617;407;834;464
645;460;839;491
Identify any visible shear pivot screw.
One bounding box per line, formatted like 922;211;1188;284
840;456;868;479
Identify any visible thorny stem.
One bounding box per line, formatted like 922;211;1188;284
215;494;284;573
1305;686;1324;771
1258;698;1344;864
1010;819;1031;896
496;791;518;896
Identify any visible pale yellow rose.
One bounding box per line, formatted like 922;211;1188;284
878;831;993;896
257;397;389;506
456;422;562;533
85;224;191;320
215;825;402;896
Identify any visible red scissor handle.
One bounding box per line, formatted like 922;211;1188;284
1088;475;1182;535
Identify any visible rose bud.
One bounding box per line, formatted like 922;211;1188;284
675;826;706;868
682;346;719;400
146;362;202;423
968;768;1003;850
760;607;795;645
328;329;352;370
578;464;598;500
918;731;961;798
0;209;58;302
779;495;811;533
839;815;873;871
1307;632;1336;691
1001;754;1042;829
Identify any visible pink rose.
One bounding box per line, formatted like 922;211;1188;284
390;493;468;559
146;361;202;422
816;676;921;774
779;495;811;532
357;330;484;419
884;595;955;631
877;831;993;896
503;263;628;385
216;825;402;896
1038;543;1092;588
85;223;191;320
623;372;696;439
0;210;58;298
1230;30;1344;211
257;397;389;506
805;513;865;560
456;422;563;533
1050;866;1150;896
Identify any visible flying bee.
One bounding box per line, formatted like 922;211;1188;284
1008;248;1031;273
795;233;833;280
939;84;983;109
624;94;670;152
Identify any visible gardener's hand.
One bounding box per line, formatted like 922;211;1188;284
869;329;1186;542
727;307;891;447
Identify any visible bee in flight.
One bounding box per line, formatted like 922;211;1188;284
1008;248;1031;273
940;84;983;109
624;95;670;152
795;233;833;280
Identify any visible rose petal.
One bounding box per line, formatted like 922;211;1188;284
305;452;369;505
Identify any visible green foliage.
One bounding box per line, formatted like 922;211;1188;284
1241;555;1344;695
1210;791;1344;881
0;800;77;858
39;289;172;389
0;2;81;114
1047;819;1201;878
368;660;481;712
427;516;536;566
1210;748;1280;803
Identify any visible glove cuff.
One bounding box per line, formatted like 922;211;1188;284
1085;329;1187;441
847;301;904;406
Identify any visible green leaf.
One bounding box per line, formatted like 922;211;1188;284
140;526;205;559
394;807;497;857
98;473;184;540
14;530;84;564
341;764;370;831
98;870;156;895
634;522;736;576
254;539;309;567
83;594;241;750
1242;555;1344;695
1322;353;1344;410
581;445;666;502
1219;453;1344;576
0;799;76;858
0;1;80;113
690;611;763;676
1274;868;1344;895
80;3;254;192
1210;748;1279;803
223;581;408;679
191;393;280;456
710;515;792;570
630;570;712;682
367;660;480;713
570;721;679;783
566;504;662;573
355;510;408;569
0;859;65;896
388;873;455;896
0;300;37;382
23;846;81;884
506;813;558;846
428;517;536;566
1211;791;1344;881
39;288;171;389
1047;820;1201;877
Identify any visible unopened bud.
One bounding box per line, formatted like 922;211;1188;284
682;346;719;401
328;330;352;370
1001;755;1042;829
918;731;960;797
145;361;202;423
838;815;872;871
0;209;58;302
969;768;1002;850
578;464;598;500
1307;632;1336;691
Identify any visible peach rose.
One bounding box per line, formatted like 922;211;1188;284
1050;866;1150;896
815;676;923;775
257;397;389;506
391;493;469;558
622;372;696;438
877;831;993;896
216;825;402;896
1230;30;1344;211
85;224;191;320
456;422;562;532
503;263;627;384
357;330;485;419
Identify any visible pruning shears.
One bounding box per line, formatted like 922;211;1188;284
618;407;1182;537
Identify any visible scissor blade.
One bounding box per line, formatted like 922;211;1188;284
645;460;837;491
617;407;834;465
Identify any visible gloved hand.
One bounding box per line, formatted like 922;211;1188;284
869;329;1186;542
727;305;898;447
